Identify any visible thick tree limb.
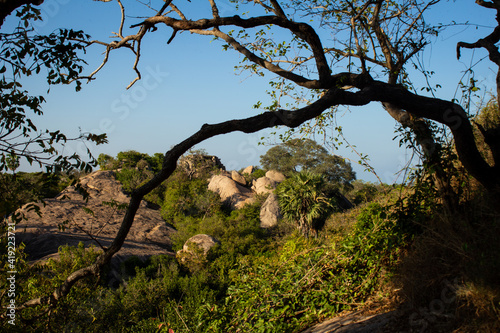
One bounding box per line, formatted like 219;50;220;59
475;0;497;9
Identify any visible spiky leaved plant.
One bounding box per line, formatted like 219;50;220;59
276;171;335;237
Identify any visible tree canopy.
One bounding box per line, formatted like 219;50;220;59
260;138;355;192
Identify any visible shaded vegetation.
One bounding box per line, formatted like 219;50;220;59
3;145;499;332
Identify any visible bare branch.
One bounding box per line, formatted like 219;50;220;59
269;0;287;18
208;0;220;19
208;28;316;87
254;0;273;13
127;39;142;89
130;13;330;82
117;0;125;38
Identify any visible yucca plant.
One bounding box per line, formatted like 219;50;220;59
276;171;336;237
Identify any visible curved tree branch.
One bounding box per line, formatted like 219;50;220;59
131;12;331;83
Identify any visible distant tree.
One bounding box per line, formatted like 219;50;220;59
115;151;148;169
177;149;224;179
97;154;116;170
276;171;335;237
260;138;356;192
96;150;167;207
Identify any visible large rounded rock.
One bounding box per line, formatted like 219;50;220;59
241;165;254;175
231;170;247;186
260;193;282;228
252;176;277;195
181;234;219;255
13;170;176;285
208;174;255;209
176;234;220;270
265;170;286;183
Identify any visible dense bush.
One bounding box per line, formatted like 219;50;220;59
161;173;222;222
0;242;104;332
207;202;410;332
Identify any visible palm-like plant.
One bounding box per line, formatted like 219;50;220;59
276;171;335;237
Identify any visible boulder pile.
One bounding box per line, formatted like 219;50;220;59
207;168;286;228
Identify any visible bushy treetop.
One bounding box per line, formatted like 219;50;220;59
260;138;355;192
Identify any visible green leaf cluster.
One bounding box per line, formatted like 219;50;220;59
0;5;104;173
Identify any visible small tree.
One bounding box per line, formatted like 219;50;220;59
276;171;335;237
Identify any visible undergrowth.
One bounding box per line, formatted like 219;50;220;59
2;164;499;332
2;196;415;332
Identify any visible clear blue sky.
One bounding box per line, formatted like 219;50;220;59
6;0;497;184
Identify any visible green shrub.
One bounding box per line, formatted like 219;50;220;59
0;171;69;218
348;180;382;205
92;255;221;333
0;242;105;332
161;175;222;222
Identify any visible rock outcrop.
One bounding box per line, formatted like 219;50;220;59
260;193;282;228
252;176;278;195
208;169;286;226
231;170;247;186
265;170;286;183
208;174;255;209
178;154;225;178
241;165;254;175
14;170;176;283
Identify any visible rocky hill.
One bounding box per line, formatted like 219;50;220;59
14;170;176;283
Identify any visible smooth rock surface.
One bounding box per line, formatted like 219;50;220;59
208;174;255;209
231;170;247;186
14;170;176;283
260;193;282;228
252;176;277;195
241;165;254;175
265;170;286;183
